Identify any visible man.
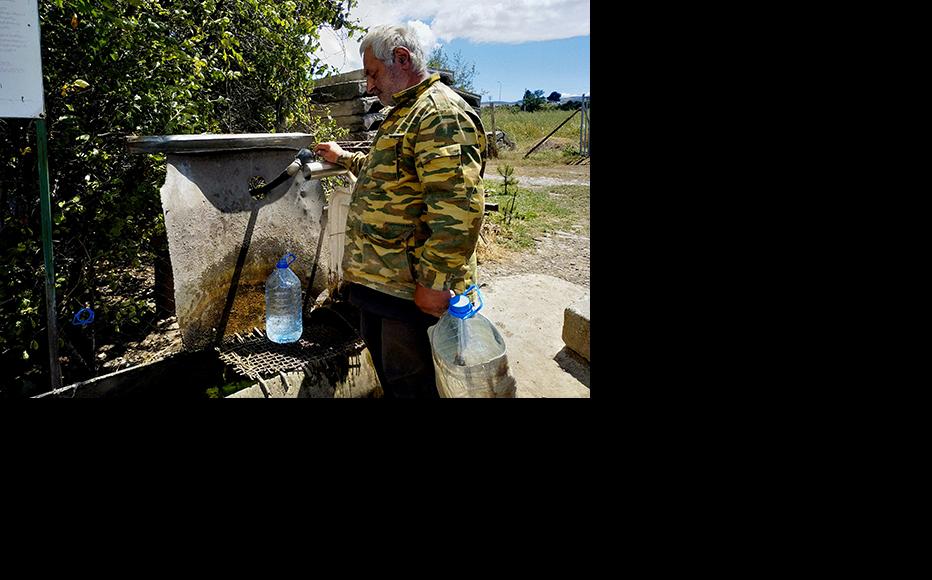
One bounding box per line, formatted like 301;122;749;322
315;24;486;399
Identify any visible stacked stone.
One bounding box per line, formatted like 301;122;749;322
311;69;482;144
311;70;384;142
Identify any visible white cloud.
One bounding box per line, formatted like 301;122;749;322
405;20;441;55
430;0;590;44
315;27;362;73
315;0;589;72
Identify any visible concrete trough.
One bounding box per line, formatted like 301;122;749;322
126;133;335;351
32;133;385;398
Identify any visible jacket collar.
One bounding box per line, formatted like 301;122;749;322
392;73;441;106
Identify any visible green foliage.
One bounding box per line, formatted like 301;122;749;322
521;89;546;112
495;164;519;225
559;99;583;111
205;377;256;398
482;182;588;250
0;0;362;396
426;46;477;93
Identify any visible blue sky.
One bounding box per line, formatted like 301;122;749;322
315;0;590;103
441;36;589;102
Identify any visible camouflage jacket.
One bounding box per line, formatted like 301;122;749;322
333;73;486;301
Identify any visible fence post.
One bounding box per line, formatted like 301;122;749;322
490;101;497;158
579;94;584;155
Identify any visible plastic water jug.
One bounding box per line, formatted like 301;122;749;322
265;252;303;343
427;285;517;398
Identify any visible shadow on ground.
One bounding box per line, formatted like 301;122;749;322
553;346;589;389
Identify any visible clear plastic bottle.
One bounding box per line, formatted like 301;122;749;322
428;285;516;397
431;297;504;366
265;252;303;343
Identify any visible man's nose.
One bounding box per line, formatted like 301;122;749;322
366;78;377;94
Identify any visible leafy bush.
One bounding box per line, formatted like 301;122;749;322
1;0;361;396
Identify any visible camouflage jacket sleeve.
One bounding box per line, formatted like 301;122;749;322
413;105;485;291
335;151;367;176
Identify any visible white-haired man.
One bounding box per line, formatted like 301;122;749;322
315;24;486;398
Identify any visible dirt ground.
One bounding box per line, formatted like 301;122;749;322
478;158;590;288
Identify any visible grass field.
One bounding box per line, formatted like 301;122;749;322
480;106;589;165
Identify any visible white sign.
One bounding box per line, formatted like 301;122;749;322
0;0;44;118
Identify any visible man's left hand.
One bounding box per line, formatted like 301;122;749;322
414;283;454;318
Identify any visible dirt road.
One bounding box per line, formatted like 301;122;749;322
479;159;590;288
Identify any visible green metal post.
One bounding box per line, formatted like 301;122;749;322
36;118;62;390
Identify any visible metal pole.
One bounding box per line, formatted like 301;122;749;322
36;117;62;390
490;101;497;157
579;94;584;155
524;108;579;159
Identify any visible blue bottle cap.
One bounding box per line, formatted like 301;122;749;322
448;294;473;319
276;252;297;268
448;285;483;319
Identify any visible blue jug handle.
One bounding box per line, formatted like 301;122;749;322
462;284;483;318
278;252;297;268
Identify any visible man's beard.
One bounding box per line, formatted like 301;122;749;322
379;62;407;106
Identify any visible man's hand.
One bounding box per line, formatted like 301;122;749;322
414;283;454;318
314;141;346;163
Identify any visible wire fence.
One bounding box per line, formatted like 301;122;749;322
480;102;590;160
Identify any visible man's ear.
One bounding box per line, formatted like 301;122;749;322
394;47;411;69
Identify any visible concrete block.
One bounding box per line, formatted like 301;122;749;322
311;80;368;103
226;384;266;398
562;294;590;361
159;147;333;351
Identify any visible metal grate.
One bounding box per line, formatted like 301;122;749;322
335;140;372;154
215;325;364;381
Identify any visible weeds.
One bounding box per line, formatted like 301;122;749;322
496;164;520;224
483;181;588;250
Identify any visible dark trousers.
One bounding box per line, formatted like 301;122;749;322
347;283;440;399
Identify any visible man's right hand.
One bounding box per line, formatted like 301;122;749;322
314;142;346;164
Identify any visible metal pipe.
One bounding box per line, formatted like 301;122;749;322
36;118;62;390
301;161;349;180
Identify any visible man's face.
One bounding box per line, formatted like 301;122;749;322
363;47;407;106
